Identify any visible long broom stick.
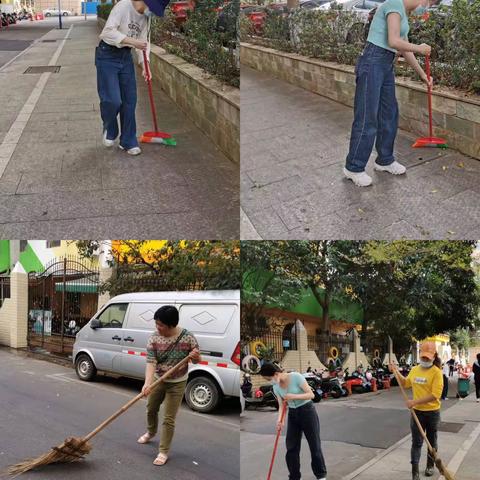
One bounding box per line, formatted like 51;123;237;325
392;367;455;480
6;355;192;476
267;401;287;480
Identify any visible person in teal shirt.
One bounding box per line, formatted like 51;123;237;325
260;362;327;480
344;0;436;187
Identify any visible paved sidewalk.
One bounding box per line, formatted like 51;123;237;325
0;18;239;238
241;66;480;240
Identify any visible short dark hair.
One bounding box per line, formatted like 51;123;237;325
477;353;480;362
259;362;282;377
154;305;179;327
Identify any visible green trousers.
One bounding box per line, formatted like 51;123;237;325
146;379;187;454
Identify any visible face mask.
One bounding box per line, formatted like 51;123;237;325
419;359;433;368
144;7;153;17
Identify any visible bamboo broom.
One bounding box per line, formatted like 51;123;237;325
6;355;192;476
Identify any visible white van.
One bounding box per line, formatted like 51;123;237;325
72;290;240;413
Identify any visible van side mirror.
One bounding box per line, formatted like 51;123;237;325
90;319;101;329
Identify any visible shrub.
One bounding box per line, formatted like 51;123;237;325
97;3;113;19
151;0;240;87
243;0;480;93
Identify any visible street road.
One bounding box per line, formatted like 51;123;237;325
0;348;239;479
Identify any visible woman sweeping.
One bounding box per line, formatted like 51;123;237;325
260;362;327;480
390;341;443;480
343;0;435;187
96;0;168;155
137;305;200;465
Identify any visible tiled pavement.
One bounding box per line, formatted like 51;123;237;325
241;66;480;240
0;18;239;238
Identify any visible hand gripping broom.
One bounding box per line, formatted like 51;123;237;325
139;50;176;146
391;367;455;480
412;55;447;149
267;402;288;480
6;355;191;476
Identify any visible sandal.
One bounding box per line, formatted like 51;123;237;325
153;453;168;466
137;432;154;444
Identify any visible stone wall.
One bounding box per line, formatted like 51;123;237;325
241;43;480;160
97;18;240;163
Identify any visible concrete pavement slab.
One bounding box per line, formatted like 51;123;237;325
241;66;480;240
0;17;238;237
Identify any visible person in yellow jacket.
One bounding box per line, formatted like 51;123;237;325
390;341;443;480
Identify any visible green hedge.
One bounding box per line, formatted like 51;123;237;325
97;3;113;19
241;0;480;93
152;0;240;87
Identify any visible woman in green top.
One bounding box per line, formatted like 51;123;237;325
344;0;436;187
260;362;327;480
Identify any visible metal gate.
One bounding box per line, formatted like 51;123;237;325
28;256;99;356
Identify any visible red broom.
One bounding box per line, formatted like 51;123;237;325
412;55;447;149
267;402;287;480
139;50;176;146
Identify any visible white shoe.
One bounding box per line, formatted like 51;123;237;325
374;161;406;175
476;398;479;403
102;130;115;147
343;167;372;187
119;145;142;156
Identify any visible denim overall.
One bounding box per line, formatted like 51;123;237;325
345;42;399;173
95;40;139;150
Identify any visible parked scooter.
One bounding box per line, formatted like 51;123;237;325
241;373;279;410
303;372;323;403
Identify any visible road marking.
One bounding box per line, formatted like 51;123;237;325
45;373;74;383
0;25;73;179
341;434;411;480
440;421;480;479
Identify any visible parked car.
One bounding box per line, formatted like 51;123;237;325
43;8;72;16
299;0;331;9
72;290;240;413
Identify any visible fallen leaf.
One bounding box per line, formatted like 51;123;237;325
430;189;438;193
358;208;364;214
458;162;465;168
447;230;456;235
442;166;448;171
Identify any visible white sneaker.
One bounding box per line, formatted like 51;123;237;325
102;131;115;147
119;145;142;156
343;167;372;187
374;161;406;175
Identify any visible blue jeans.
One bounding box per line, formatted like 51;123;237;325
286;402;327;480
95;40;138;149
345;42;399;173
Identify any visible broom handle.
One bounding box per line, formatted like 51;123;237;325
425;55;433;138
143;49;159;133
81;355;191;443
267;402;287;480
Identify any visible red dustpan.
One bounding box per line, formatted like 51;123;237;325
139;50;176;146
412;55;447;149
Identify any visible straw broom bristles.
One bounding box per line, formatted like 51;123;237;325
7;437;92;476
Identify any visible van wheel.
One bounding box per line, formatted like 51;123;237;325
185;377;221;413
75;354;96;381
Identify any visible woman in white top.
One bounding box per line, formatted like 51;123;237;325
96;0;169;155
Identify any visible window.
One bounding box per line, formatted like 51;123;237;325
96;303;128;328
47;241;61;248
